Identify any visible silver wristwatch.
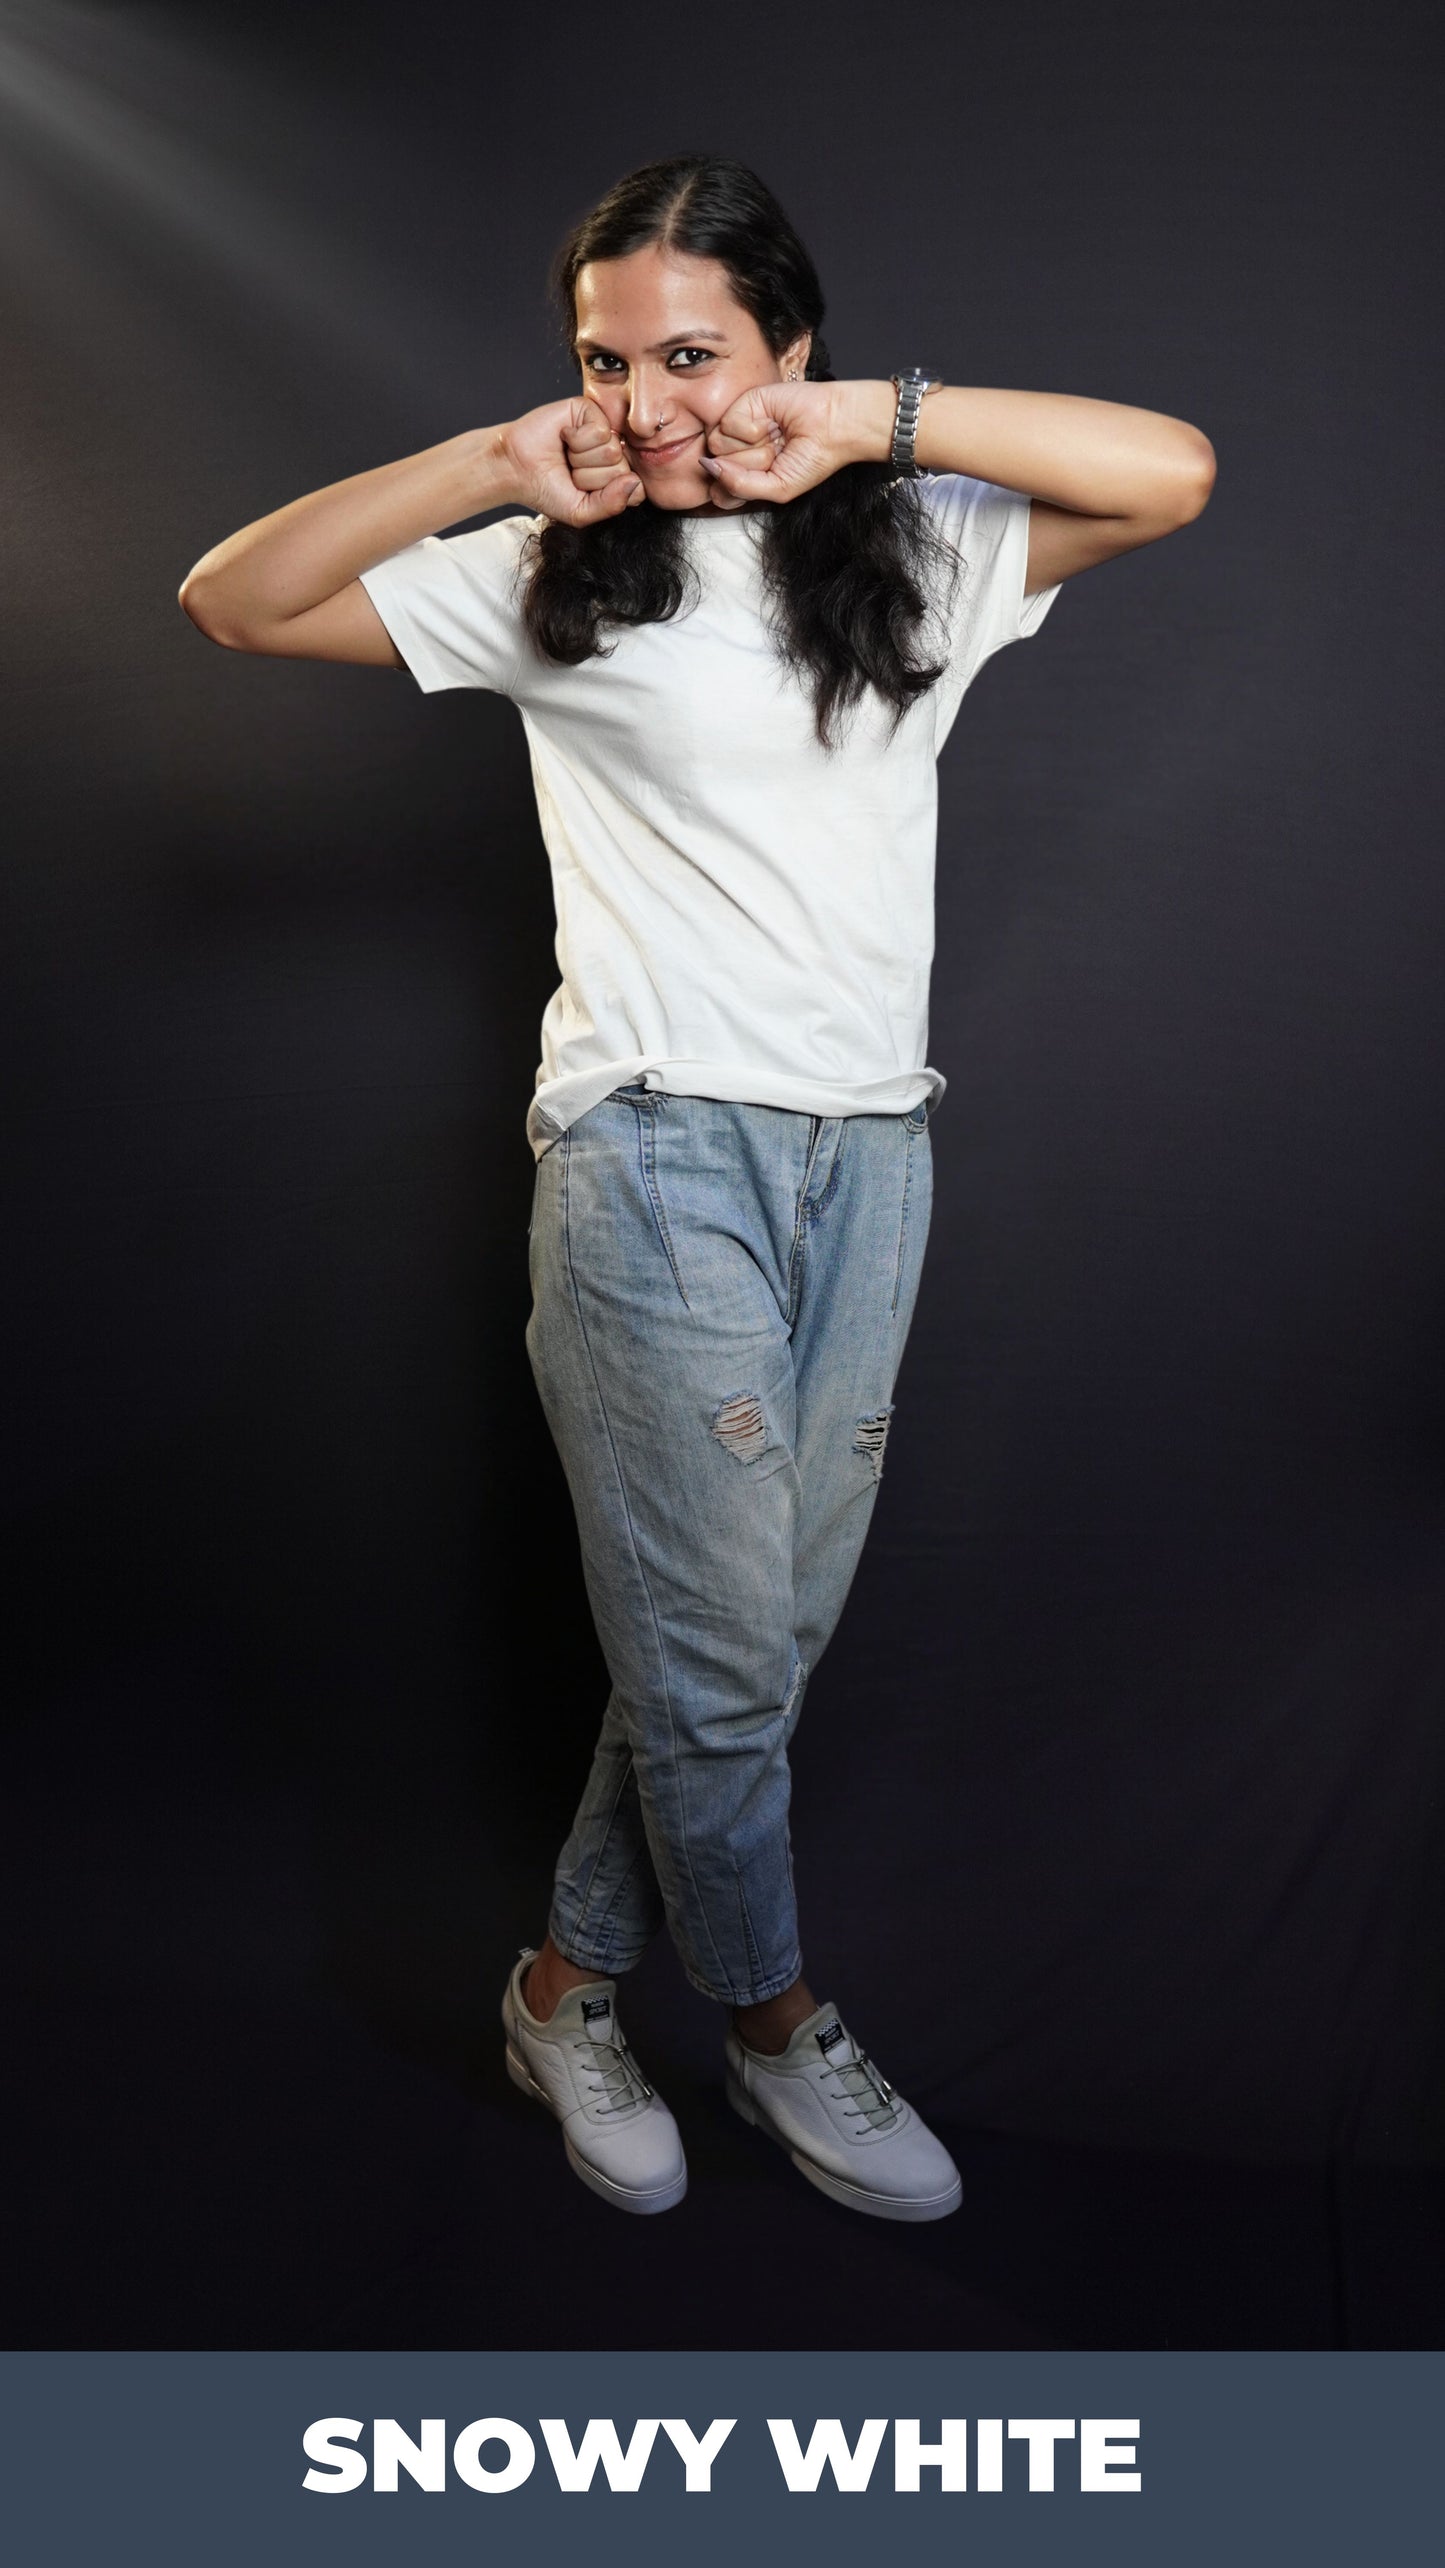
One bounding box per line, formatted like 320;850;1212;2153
890;369;944;475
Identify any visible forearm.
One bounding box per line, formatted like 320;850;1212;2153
840;381;1215;522
178;424;520;641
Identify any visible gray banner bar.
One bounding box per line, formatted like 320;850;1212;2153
3;2350;1441;2565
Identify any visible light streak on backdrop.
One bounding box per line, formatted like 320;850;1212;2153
0;0;538;777
0;0;478;417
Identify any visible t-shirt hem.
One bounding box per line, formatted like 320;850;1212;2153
526;1059;947;1158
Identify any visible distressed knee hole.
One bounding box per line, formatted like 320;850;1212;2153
853;1406;895;1480
781;1649;807;1721
711;1391;768;1465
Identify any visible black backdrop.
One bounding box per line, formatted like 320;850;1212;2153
4;0;1443;2350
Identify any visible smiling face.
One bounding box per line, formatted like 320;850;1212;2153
572;242;809;511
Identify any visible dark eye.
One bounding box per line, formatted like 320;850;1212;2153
668;347;715;370
583;353;625;375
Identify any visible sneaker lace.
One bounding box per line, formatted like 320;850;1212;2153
825;2049;901;2131
576;2034;653;2114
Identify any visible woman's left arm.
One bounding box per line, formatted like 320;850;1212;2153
705;380;1216;589
901;383;1215;589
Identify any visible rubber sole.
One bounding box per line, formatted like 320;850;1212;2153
725;2062;963;2224
504;2035;688;2217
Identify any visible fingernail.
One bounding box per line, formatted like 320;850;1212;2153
699;457;722;478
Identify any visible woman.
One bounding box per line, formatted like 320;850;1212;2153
180;154;1214;2224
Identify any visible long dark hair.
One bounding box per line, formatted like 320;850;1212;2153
520;155;957;745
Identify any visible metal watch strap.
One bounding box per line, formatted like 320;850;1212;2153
890;369;942;475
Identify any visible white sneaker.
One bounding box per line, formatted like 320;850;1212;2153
725;2001;962;2223
502;1949;687;2216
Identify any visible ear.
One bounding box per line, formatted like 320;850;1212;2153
779;332;812;381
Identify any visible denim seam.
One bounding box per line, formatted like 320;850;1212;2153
735;1868;765;1990
554;1834;655;1975
561;1741;643;1950
558;1124;729;1996
587;1841;657;1966
891;1127;917;1316
730;1641;807;1994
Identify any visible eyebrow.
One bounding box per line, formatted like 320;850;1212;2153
573;328;730;355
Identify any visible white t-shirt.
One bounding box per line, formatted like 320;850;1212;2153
359;474;1060;1159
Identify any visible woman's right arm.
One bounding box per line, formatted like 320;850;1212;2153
177;402;643;664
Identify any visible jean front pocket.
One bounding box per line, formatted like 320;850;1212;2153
891;1117;932;1316
617;1091;691;1309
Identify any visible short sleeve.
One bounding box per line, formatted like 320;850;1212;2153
914;474;1061;746
358;514;539;696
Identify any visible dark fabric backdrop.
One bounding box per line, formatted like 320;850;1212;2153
3;0;1443;2347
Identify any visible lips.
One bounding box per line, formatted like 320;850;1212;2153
629;430;702;467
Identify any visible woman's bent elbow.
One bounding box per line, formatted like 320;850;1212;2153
177;570;254;650
1172;431;1217;523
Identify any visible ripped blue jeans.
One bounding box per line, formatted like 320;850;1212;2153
525;1086;932;2006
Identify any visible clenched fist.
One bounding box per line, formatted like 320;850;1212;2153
502;396;646;526
699;380;880;508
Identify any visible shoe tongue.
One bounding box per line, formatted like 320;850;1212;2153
791;2003;856;2067
569;1986;617;2045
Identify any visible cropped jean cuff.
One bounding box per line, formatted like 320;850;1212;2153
678;1949;806;2010
546;1910;652;1982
